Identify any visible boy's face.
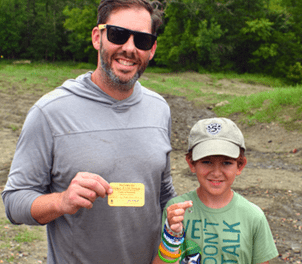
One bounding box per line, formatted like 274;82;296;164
186;155;247;202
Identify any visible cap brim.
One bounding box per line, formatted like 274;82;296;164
192;139;240;161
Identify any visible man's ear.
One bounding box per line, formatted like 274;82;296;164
92;27;101;51
186;155;196;173
236;157;247;176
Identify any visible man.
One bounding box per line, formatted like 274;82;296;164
2;0;176;263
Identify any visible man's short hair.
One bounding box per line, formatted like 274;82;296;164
97;0;164;35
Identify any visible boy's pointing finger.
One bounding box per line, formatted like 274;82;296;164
178;200;193;210
168;201;193;214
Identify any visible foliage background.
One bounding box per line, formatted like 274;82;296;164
0;0;301;83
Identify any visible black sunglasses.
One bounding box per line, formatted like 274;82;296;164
98;24;157;51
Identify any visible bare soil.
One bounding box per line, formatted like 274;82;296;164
0;73;302;263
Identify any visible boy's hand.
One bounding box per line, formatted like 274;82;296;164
166;201;193;233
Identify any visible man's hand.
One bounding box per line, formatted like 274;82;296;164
31;172;113;224
166;201;193;233
59;172;113;215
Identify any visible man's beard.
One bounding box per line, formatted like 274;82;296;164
99;43;149;92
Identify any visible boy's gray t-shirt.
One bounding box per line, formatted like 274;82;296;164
2;72;176;263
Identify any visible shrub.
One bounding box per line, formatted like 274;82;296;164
287;62;302;84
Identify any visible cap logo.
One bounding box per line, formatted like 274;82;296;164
207;123;222;135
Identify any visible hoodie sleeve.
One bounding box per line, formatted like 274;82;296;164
1;105;53;225
159;116;177;211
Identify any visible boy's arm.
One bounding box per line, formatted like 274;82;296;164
153;249;180;264
152;201;193;264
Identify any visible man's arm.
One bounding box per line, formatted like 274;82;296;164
30;192;65;225
160;171;177;211
31;172;113;224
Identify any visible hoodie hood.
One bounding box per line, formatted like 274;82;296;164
57;71;143;113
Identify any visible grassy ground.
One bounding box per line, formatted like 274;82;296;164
0;216;45;263
142;67;302;131
1;61;301;131
0;61;94;94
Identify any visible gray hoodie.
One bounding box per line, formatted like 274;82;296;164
2;72;176;263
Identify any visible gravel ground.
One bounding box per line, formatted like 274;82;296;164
0;77;301;263
164;94;302;264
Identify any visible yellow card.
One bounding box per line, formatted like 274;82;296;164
108;183;145;207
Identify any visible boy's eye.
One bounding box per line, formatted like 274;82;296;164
223;161;234;165
201;161;211;164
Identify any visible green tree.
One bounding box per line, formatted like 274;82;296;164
238;5;302;81
212;0;268;72
63;0;99;63
0;0;72;61
155;0;226;71
239;18;278;72
23;0;71;61
0;0;27;58
156;0;268;72
278;0;302;81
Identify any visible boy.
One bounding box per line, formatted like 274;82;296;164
153;117;278;264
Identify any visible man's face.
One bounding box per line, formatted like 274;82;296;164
99;7;156;91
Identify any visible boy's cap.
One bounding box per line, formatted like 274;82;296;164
188;118;245;161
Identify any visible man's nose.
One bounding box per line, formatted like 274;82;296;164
122;35;136;54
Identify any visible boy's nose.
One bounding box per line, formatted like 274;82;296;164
211;164;223;177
